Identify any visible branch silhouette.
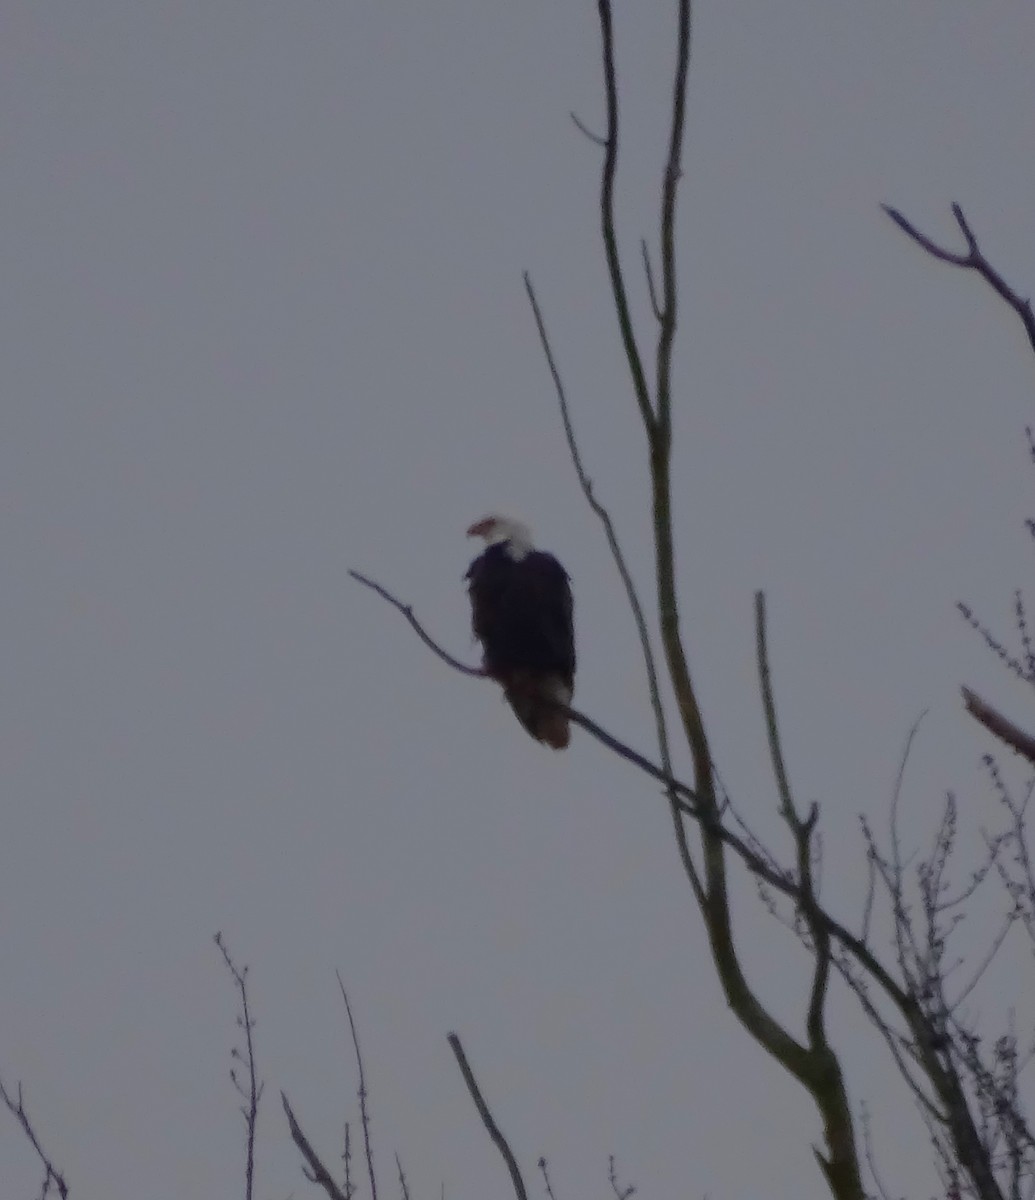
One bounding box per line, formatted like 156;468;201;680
448;1033;528;1200
349;568;697;807
0;1076;68;1200
347;568;936;1029
883;202;1035;356
962;685;1035;766
349;570;485;678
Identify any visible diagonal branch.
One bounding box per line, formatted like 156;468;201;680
882;203;1035;357
0;1076;68;1200
962;685;1035;766
350;570;485;678
351;566;695;807
283;1091;350;1200
448;1033;528;1200
347;568;921;1015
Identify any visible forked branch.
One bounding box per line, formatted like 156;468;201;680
283;1091;350;1200
883;203;1035;356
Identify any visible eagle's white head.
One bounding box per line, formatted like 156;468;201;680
466;514;534;561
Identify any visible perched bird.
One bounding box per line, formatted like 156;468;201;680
465;515;576;749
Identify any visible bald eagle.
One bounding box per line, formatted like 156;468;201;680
465;515;576;749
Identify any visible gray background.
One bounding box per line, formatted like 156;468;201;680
2;3;1034;1197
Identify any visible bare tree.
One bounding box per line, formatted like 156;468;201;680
4;5;1035;1200
352;5;1035;1200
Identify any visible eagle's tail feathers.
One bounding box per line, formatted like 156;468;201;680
504;672;572;750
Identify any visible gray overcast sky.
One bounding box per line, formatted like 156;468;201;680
2;3;1035;1198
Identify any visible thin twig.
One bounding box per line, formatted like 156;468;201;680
569;111;607;147
349;571;485;679
337;974;378;1200
608;1154;636;1200
215;931;263;1200
0;1076;68;1200
343;1122;354;1199
860;1103;896;1200
348;568;701;809
395;1153;411;1200
537;1157;558;1200
755;591;797;826
948;909;1016;1011
447;1033;528;1200
861;839;877;944
640;239;662;322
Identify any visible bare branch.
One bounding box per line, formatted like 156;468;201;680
447;1033;528;1200
653;0;692;434
861;841;877;944
959;603;1031;683
608;1155;636;1200
537;1157;558;1200
0;1076;68;1200
860;1104;896;1200
395;1153;411;1200
348;568;926;1027
349;570;485;679
349;567;695;805
215;931;263;1200
962;686;1035;766
283;1091;350;1200
343;1122;354;1200
755;590;798;826
569;6;709;918
569;110;606;147
882;203;1035;357
337;974;378;1200
755;594;860;1199
756;592;830;1037
948;910;1016;1011
594;0;656;431
640;239;662;322
522;271;699;894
